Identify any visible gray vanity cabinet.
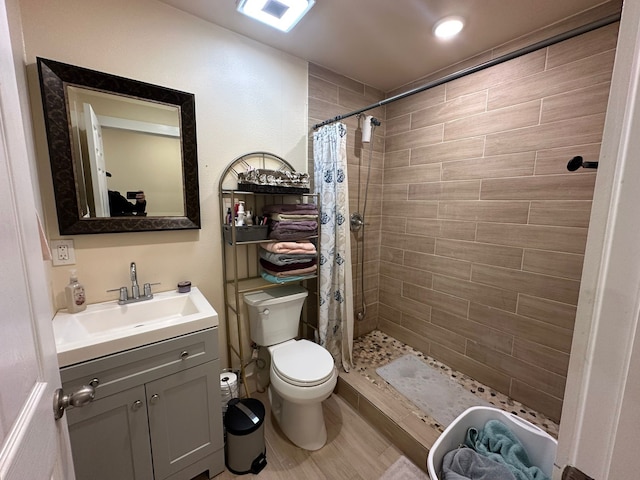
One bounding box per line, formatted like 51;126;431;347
61;329;224;480
67;385;154;479
146;362;220;479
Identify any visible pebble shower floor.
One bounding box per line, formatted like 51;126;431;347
352;330;559;438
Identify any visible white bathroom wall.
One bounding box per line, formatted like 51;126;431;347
18;0;308;362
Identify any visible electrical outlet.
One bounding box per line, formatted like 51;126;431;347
58;244;69;260
51;239;76;266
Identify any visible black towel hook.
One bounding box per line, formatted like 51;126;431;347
567;155;598;171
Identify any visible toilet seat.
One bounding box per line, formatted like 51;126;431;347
271;340;335;387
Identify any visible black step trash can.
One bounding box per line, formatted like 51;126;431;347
224;398;267;475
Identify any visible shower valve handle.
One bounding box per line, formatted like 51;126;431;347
350;212;368;232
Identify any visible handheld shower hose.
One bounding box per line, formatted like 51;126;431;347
352;115;380;321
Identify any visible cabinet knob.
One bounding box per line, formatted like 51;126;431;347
89;378;100;388
180;350;189;359
132;400;142;411
150;394;159;404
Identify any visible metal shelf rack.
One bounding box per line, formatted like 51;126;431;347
218;152;319;397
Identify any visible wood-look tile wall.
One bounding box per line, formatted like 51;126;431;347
379;23;618;422
308;17;619;421
308;64;386;337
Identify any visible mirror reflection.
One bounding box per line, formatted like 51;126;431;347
67;86;185;218
37;57;200;234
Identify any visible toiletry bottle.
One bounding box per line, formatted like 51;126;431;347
226;207;232;225
236;201;246;226
65;269;86;313
245;209;254;226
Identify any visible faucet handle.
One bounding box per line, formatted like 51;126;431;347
107;286;129;302
143;282;161;297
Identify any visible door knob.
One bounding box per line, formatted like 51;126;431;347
53;385;96;420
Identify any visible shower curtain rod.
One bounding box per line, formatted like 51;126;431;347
312;12;621;130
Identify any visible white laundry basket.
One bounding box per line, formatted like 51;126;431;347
427;406;557;480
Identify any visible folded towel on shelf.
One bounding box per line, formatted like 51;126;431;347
269;232;316;241
270;220;318;231
260;241;317;254
263;203;318;215
442;447;516;480
268;213;318;221
269;220;318;241
259;257;316;272
465;420;550;480
261;270;316;284
261;264;317;278
259;248;317;266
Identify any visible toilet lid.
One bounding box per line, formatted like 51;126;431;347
271;340;335;387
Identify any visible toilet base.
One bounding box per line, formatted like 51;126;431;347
269;386;328;451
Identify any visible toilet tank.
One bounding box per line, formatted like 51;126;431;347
244;285;308;346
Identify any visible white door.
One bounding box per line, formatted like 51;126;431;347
84;103;110;217
0;1;74;478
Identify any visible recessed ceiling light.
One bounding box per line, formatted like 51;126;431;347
237;0;315;32
433;16;464;40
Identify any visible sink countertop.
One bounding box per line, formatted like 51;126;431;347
53;287;218;367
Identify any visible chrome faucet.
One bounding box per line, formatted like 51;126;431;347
107;262;159;305
130;262;140;299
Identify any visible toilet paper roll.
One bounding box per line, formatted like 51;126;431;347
220;371;239;412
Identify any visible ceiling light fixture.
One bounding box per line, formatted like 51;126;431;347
433;16;464;40
236;0;315;32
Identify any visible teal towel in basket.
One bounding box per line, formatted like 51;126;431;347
442;447;516;480
464;419;550;480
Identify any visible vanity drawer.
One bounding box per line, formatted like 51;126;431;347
60;328;218;400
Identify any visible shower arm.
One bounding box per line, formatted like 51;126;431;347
567;155;598;171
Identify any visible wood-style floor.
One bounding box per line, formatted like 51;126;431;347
201;390;407;480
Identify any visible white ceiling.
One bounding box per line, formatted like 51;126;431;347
160;0;611;92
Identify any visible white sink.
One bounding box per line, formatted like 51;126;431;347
53;287;218;367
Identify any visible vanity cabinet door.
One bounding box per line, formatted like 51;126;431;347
146;360;223;480
66;385;154;480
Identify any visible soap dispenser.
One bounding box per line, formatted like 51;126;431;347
65;269;86;313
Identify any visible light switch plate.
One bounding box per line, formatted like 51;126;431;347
51;239;76;266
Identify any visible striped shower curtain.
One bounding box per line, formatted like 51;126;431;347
313;122;354;372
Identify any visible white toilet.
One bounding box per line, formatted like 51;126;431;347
244;285;338;451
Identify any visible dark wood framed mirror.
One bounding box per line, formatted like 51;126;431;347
37;57;201;234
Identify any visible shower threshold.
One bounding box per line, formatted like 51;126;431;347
336;330;559;469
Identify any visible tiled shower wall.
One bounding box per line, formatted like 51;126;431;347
309;14;619;421
379;22;617;422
